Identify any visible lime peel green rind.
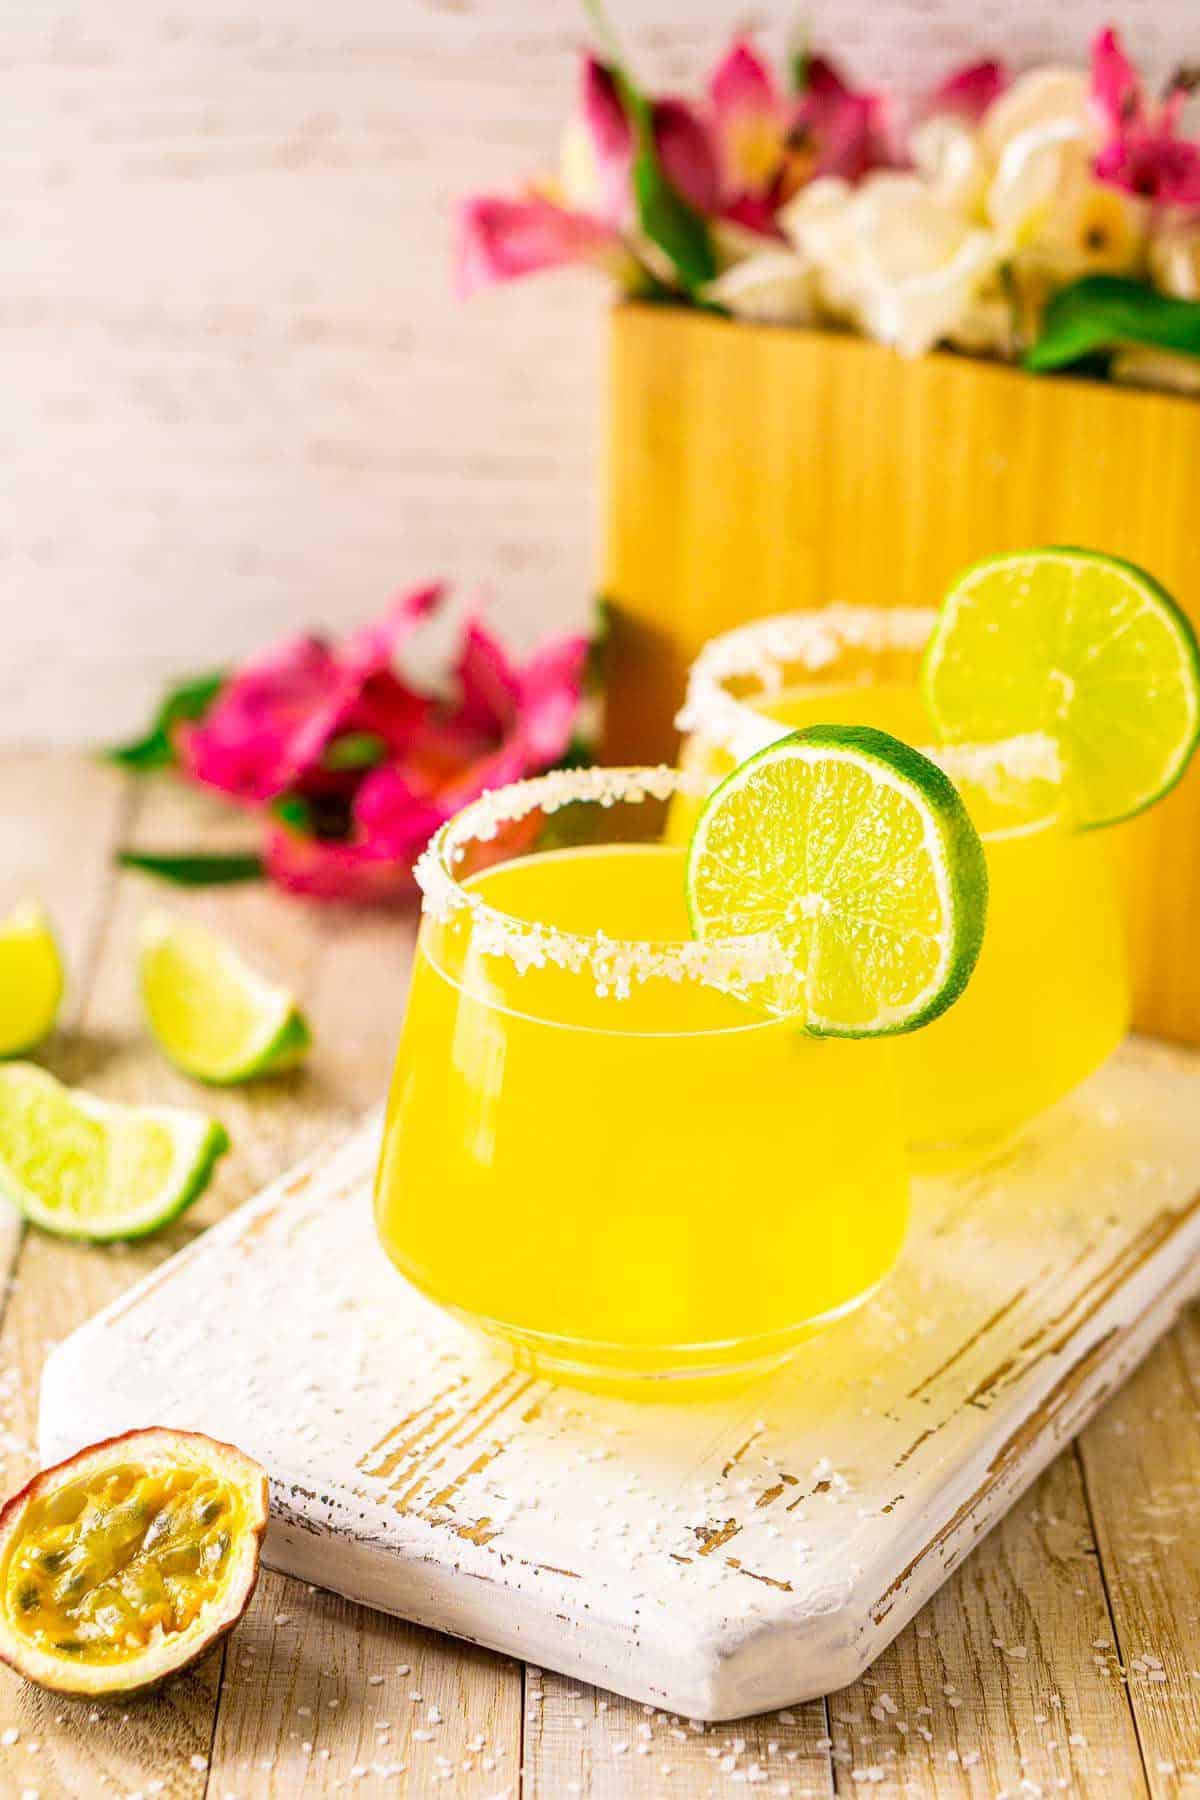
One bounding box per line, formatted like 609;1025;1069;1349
686;725;989;1039
0;904;65;1060
139;914;311;1086
923;547;1200;832
0;1064;228;1242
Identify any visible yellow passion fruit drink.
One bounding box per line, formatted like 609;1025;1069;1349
376;741;986;1391
676;552;1200;1157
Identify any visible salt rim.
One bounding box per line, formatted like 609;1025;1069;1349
414;765;797;1004
676;605;1063;792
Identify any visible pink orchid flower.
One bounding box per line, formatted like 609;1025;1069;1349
455;194;626;299
178;585;439;805
795;56;899;183
707;38;895;234
1091;26;1200;207
927;58;1009;124
242;594;589;904
455;55;720;297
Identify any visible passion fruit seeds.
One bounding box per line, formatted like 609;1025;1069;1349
0;1428;268;1697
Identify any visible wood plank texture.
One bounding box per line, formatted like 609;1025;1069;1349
37;1037;1200;1723
2;2;1191;747
7;753;1200;1794
0;762;522;1797
601;304;1200;1048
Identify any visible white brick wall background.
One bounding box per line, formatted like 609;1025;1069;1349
1;1;1192;742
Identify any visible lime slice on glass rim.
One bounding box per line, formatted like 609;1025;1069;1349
139;914;311;1086
0;903;64;1059
686;724;988;1038
0;1063;228;1241
923;548;1200;830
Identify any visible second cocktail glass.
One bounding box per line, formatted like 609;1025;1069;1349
676;607;1131;1156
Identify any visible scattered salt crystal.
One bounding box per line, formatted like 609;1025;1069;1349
413;1730;434;1743
274;1613;291;1626
396;1664;411;1675
1;1730;18;1747
426;1707;442;1725
778;1709;796;1724
369;1675;385;1687
189;1757;207;1772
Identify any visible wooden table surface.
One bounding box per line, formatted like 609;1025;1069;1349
2;748;1200;1799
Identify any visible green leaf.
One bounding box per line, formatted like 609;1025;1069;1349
788;18;811;92
322;731;388;773
272;794;314;833
630;151;717;290
117;851;265;887
106;672;226;771
1026;276;1200;373
580;3;717;292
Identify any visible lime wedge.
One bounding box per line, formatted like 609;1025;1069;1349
0;904;64;1059
0;1063;228;1241
923;548;1200;829
686;725;988;1037
139;914;311;1085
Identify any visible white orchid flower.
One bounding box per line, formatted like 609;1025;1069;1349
784;172;1003;358
981;68;1149;284
702;251;818;325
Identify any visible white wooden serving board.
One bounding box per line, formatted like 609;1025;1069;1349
39;1038;1200;1721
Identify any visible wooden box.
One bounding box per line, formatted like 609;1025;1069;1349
600;303;1200;1045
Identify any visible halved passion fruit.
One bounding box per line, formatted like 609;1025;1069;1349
0;1428;268;1697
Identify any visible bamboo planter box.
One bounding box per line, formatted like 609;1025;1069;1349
600;302;1200;1047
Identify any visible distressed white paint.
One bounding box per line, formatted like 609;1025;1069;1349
39;1038;1200;1720
1;2;1194;742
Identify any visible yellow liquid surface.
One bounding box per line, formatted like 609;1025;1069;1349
678;681;1131;1152
375;844;909;1381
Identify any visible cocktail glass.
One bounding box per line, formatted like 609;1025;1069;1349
375;765;909;1388
675;608;1130;1158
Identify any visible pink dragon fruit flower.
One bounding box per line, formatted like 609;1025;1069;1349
706;37;896;234
1091;26;1200;207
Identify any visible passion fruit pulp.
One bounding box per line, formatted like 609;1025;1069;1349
0;1428;268;1697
